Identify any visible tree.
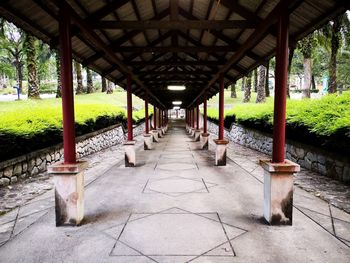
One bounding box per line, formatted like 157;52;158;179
36;41;52;86
256;65;266;103
55;51;61;98
0;21;25;92
106;80;113;94
75;61;84;94
24;33;40;98
101;76;107;92
243;72;252;103
253;68;258;92
297;34;315;98
241;77;245;91
265;60;270;97
317;13;350;93
86;67;93;93
230;82;237;98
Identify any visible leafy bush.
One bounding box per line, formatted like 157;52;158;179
0;99;148;161
207;93;350;154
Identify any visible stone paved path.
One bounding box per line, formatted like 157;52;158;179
0;119;349;262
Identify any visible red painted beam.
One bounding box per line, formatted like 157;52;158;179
191;108;195;128
219;74;225;140
153;105;157;129
272;3;289;163
145;93;149;134
203;92;207;133
59;2;76;164
127;74;133;141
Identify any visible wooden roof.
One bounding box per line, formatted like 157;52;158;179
0;0;348;108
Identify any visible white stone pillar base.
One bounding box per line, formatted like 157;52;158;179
144;133;153;150
260;159;300;225
47;161;88;226
124;141;136;167
161;127;166;135
200;133;209;150
214;139;229;166
194;130;201;142
157;128;163;138
152;130;159;142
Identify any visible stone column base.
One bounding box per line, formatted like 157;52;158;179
260;159;300;225
194;130;201;142
157;128;163;138
124;141;136;167
214;139;229;166
200;133;209;150
161;127;166;135
144;133;153;150
47;161;88;226
152;130;159;142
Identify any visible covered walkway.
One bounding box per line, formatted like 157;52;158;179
0;120;349;262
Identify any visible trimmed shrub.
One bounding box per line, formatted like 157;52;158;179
207;93;350;155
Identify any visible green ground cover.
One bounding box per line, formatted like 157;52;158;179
0;92;149;161
207;92;350;154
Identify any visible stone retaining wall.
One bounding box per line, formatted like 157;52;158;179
207;121;350;183
0;122;145;187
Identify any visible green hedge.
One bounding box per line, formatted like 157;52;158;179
0;103;148;161
207;93;350;155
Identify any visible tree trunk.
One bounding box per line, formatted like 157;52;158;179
287;47;295;98
265;60;270;97
15;60;23;93
55;51;61;98
106;80;113;94
86;68;93;93
101;76;107;92
256;65;266;103
230;83;237;98
311;75;316;90
253;68;258;92
243;72;252;103
302;57;311;98
25;35;40;99
328;15;342;93
241;77;245;91
75;61;84;94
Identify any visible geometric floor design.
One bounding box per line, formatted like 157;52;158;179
104;207;248;262
142;176;217;197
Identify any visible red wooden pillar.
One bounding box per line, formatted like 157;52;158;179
187;109;190;126
59;3;76;164
153;105;157;129
272;5;289;163
203;92;207;133
191;108;195;128
218;74;225;140
145;93;149;134
196;103;199;130
127;74;133;141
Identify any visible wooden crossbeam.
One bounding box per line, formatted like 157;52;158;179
139;70;215;76
85;0;129;22
127;60;225;66
91;20;256;30
114;45;236;53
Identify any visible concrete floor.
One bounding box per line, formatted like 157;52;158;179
0;119;349;263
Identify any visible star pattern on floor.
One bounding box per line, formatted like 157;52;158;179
103;207;248;262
